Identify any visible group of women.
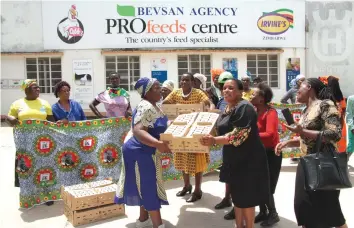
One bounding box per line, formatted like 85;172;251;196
5;70;352;228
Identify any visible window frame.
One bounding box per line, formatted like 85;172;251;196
104;55;141;91
246;53;279;88
177;54;212;88
25;57;62;94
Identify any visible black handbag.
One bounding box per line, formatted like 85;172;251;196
300;132;352;191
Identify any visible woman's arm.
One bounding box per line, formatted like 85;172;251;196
125;102;132;118
89;99;105;118
6;115;19;126
132;123;161;147
280;89;293;104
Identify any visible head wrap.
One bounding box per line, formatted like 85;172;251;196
218;72;234;84
135;77;157;98
162;80;175;92
319;75;339;86
290;74;305;87
210;68;225;81
21;79;37;91
193;73;207;89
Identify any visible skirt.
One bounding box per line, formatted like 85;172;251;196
115;143;169;211
294;163;346;227
174;152;210;174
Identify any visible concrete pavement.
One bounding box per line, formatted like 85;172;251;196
0;126;353;228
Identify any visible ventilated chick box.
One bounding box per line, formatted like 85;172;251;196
161;112;219;153
161;103;205;119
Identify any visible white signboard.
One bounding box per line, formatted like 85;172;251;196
72;59;94;106
1;79;22;89
1;79;9;89
42;1;306;49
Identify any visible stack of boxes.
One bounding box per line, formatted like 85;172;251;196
161;112;219;153
62;180;125;226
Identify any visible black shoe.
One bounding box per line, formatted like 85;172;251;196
176;185;192;197
45;201;54;206
255;211;268;223
215;198;232;209
186;191;202;203
260;212;280;226
224;208;235;220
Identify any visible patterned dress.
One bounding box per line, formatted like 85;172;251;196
96;89;129;117
164;88;210;174
115;100;168;211
295;99;345;227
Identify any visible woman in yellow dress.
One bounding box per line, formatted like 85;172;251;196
163;72;214;202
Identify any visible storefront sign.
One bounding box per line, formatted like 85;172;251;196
151;58;167;83
222;58;238;79
42;1;305;49
72;59;94;106
285;58;301;91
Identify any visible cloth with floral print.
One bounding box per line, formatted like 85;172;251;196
298;99;341;155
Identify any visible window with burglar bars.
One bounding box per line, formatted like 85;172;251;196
26;57;62;93
246;54;279;88
177;55;212;87
105;56;140;91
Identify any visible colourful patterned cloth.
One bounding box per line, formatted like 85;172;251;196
107;87;129;99
345;95;354;153
96;90;129;117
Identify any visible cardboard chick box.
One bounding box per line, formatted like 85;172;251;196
64;203;125;227
161;103;205;120
161;112;219;153
62;180;125;226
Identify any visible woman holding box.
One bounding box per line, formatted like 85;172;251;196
163;72;214;202
200;78;270;228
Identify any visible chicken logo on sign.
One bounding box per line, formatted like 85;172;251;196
57;5;84;44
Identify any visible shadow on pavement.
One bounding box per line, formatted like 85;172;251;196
19;200;64;222
125;220;175;228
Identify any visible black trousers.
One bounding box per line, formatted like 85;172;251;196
260;148;282;212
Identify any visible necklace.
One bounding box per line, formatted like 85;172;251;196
182;89;192;98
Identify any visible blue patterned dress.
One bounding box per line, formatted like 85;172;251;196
115;100;169;211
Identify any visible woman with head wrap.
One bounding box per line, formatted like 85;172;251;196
161;80;174;100
326;76;347;153
116;77;171;228
275;78;348;228
163;72;214;203
6;79;55;206
193;73;207;90
206;68;225;106
280;74;306;104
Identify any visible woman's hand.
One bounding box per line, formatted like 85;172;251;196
275;141;288;156
285;122;303;134
6;116;19;126
155;141;171;153
200;134;215;146
57;119;69;124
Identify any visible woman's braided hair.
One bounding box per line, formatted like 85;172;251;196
306;78;336;105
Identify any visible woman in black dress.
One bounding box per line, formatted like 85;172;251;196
276;78;348;228
201;79;270;228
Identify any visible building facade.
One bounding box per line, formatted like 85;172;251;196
1;1;307;114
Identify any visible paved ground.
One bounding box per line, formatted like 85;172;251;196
0;126;353;228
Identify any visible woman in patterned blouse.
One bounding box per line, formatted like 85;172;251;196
163;72;214;202
276;78;348;228
116;77;171;228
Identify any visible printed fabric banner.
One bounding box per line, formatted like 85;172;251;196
14;103;304;208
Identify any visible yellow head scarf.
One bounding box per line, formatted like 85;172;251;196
21;79;37;91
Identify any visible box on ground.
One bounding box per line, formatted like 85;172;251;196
64;203;125;227
62;179;125;226
161;112;219;153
